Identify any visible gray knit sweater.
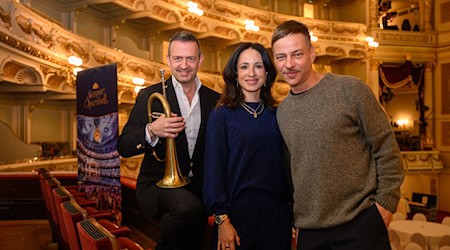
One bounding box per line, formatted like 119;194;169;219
277;73;404;229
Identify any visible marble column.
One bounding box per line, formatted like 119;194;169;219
368;59;381;99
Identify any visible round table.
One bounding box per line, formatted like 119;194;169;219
389;220;450;250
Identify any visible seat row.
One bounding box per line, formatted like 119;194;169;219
37;168;148;250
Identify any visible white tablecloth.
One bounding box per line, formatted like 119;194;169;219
389;220;450;250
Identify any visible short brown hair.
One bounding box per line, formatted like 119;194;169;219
168;31;201;56
271;20;312;48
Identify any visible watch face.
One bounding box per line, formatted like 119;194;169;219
215;214;227;224
215;216;222;224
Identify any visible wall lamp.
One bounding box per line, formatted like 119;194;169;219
187;1;204;16
132;77;145;94
244;20;259;32
40;55;84;87
366;36;379;48
68;55;83;76
309;32;318;42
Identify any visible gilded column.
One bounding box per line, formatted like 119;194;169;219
368;59;381;98
216;49;223;74
370;0;379;29
297;0;304;17
70;110;77;153
424;61;433;118
424;0;433;31
423;61;434;147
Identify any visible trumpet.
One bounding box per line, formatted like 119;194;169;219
147;69;190;188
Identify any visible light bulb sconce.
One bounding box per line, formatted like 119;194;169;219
244;20;259;32
41;55;84;88
132;77;145;85
132;77;145;95
366;36;379;48
365;36;379;58
309;32;318;42
187;1;204;16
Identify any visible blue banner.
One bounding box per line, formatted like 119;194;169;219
76;63;122;225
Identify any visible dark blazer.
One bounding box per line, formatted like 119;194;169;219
117;77;220;218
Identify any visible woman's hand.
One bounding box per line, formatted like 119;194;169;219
217;220;240;250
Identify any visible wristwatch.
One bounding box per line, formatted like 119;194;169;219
214;214;229;225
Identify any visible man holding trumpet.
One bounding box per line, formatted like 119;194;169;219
118;31;220;250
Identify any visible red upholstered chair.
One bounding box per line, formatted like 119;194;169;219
37;169;53;212
44;176;91;246
61;200;128;250
39;171;81;220
44;177;64;241
38;168;79;197
53;185;98;248
38;169;78;243
77;218;145;250
45;178;85;226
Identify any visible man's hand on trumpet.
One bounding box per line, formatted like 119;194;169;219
148;113;186;139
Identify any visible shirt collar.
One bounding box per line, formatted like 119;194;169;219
171;75;202;94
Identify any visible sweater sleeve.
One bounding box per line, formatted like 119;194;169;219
203;108;230;215
351;80;404;213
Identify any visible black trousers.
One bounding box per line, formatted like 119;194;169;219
155;187;206;250
297;204;391;250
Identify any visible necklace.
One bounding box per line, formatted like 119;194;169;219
240;101;264;118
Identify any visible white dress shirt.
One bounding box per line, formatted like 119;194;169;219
145;76;202;177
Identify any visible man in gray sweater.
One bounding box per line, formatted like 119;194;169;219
271;20;404;249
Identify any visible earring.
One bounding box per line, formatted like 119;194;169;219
236;78;239;88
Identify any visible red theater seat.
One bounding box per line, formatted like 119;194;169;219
61;200;127;250
53;185;98;247
77;218;145;250
44;177;64;241
39;171;80;216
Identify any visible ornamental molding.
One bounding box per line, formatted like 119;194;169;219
2;0;436;103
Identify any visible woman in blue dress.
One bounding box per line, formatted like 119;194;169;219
203;42;292;250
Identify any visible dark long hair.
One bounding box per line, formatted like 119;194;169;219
218;42;278;109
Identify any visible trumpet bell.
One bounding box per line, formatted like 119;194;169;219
156;140;191;188
157;175;190;188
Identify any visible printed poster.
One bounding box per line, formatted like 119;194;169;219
76;63;122;225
